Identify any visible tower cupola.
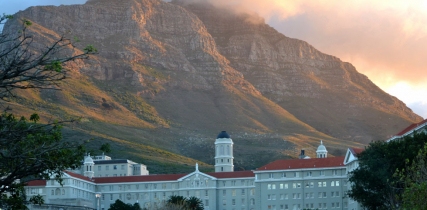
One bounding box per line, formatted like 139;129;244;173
83;153;95;179
316;140;328;158
214;131;234;172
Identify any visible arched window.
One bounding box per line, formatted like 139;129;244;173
62;189;65;195
220;145;224;155
55;188;60;195
226;145;230;155
216;146;219;156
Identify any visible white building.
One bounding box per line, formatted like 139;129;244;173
387;119;427;142
25;132;361;210
72;154;149;178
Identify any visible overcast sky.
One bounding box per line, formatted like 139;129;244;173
1;0;426;119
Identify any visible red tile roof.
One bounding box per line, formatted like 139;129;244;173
395;119;427;136
206;171;254;179
94;174;187;184
26;180;46;186
257;156;345;171
349;147;364;155
65;171;94;182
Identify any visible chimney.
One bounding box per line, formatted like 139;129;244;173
299;150;305;159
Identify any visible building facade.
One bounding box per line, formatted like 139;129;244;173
25;131;360;210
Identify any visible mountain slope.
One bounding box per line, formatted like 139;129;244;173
172;0;422;143
1;0;420;172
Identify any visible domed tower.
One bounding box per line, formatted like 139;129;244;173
83;153;95;179
215;131;234;172
316;140;328;158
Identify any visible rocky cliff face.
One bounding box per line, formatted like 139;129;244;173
172;0;422;142
2;0;422;170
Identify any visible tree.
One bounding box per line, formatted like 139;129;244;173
0;15;97;99
348;132;427;210
396;142;427;209
109;199;141;210
0;14;96;208
160;195;203;210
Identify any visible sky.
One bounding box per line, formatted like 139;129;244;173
1;0;426;119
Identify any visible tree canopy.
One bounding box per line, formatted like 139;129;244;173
0;14;96;208
109;199;141;210
348;132;427;210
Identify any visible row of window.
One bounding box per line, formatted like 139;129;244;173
267;180;341;190
223;189;256;196
268;202;343;210
223;198;255;206
221;180;254;186
266;169;342;179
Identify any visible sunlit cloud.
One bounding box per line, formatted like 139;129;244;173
202;0;427;118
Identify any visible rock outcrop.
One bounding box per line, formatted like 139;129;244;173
2;0;422;169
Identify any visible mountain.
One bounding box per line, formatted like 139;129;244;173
2;0;422;173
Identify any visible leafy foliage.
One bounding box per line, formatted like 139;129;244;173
0;14;97;99
108;199;141;210
158;195;203;210
348;132;427;210
0;13;96;208
395;142;427;209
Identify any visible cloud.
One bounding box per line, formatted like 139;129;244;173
200;0;427;118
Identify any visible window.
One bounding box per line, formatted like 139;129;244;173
323;181;327;187
162;183;166;189
334;170;338;175
294;172;299;177
98;166;101;171
269;173;273;178
121;165;125;170
241;189;245;195
223;199;226;206
323;192;326;198
272;184;276;189
331;181;335;186
110;194;113;200
250;198;255;205
284;183;288;189
320;170;325;176
241;198;245;206
232;180;236;186
272;194;276;200
232;199;236;205
293;183;296;188
205;190;209;197
280;183;283;189
318;181;322;187
318;192;322;198
280;194;284;200
205;200;209;207
195;191;199;198
268;184;272;190
336;191;340;196
284;194;288;199
223;190;226;196
268;194;271;200
335;181;340;186
232;190;236;196
281;172;286;178
250;189;255;196
154;184;157;189
114;165;117;170
306;171;312;177
332;203;335;208
336;202;340;208
331;192;335;197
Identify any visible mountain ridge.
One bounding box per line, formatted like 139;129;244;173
1;0;421;173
